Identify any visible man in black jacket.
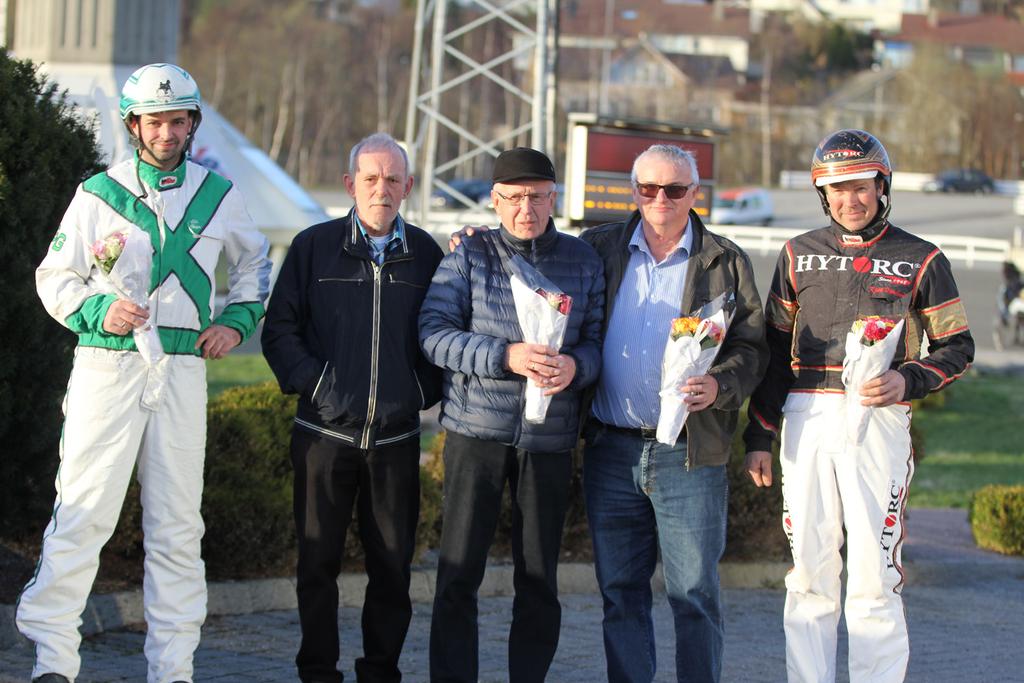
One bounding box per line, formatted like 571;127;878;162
580;144;767;683
262;132;444;683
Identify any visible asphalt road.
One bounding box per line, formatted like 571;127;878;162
740;190;1020;353
763;188;1020;239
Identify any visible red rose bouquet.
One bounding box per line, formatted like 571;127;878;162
842;315;905;444
509;271;573;424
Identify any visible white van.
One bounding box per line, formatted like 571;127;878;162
711;187;774;226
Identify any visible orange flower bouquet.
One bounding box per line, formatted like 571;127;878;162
656;292;733;445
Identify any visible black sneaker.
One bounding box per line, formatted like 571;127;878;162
32;675;70;683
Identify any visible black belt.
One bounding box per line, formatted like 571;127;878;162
590;419;683;441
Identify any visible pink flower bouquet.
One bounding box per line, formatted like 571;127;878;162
91;229;165;367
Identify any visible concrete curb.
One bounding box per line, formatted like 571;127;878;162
0;560;790;651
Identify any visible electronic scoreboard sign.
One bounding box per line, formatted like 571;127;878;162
564;114;721;226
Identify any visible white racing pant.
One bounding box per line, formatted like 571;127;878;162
17;347;208;683
779;392;913;683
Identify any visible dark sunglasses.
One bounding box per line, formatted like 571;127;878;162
635;183;695;199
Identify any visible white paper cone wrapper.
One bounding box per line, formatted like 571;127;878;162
510;274;570;424
655;306;732;445
107;228;166;368
842;318;905;444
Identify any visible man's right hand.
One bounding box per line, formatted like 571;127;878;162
505;342;557;386
745;451;774;487
103;299;150;336
448;224;489;252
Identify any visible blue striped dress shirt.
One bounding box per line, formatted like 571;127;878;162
591;220;693;428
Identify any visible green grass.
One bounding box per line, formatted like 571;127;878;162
911;372;1024;509
206;353;275;397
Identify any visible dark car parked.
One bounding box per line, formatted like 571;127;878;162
922;168;996;194
431;178;492;208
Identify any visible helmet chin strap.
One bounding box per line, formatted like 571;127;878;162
124;110;202;170
815;176;892;221
183;110;202;159
124;111;201;202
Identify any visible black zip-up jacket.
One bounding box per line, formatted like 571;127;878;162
743;211;975;453
262;211;444;449
580;210;769;469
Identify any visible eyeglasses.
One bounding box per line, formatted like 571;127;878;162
493;190;554;206
635;183;695;199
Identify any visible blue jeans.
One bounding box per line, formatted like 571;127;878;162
583;423;728;683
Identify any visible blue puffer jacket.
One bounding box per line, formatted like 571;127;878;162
419;222;605;453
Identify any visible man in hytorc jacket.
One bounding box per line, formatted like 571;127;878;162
744;129;975;683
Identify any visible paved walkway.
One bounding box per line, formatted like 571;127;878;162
2;508;1022;682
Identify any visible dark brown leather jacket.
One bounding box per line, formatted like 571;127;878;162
581;210;769;469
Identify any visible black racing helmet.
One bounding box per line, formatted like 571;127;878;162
811;129;892;219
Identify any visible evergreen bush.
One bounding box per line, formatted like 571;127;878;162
970;485;1024;556
725;416;789;561
0;53;105;539
202;381;297;578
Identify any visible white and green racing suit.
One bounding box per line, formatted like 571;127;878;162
18;156;270;683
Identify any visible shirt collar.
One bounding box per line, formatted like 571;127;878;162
630;217;693;260
353;210;406;249
137;154;186;191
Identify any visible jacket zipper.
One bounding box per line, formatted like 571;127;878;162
512;377;526;444
149;187;164;345
360;261;383;449
413;370;425;409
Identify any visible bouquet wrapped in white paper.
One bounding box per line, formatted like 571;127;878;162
91;228;165;366
841;316;905;445
656;292;734;445
508;266;573;424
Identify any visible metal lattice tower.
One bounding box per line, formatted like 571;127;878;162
403;0;558;225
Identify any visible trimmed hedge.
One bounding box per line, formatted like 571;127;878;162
105;382;298;580
106;383;940;578
106;381;443;579
417;414;790;563
201;382;297;578
969;485;1024;556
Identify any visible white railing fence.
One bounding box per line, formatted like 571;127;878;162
709;225;1009;268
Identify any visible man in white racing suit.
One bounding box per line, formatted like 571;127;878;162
16;63;271;683
743;129;974;683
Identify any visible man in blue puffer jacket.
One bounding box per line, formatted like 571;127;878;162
419;147;605;683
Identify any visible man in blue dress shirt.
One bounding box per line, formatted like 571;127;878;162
579;144;768;683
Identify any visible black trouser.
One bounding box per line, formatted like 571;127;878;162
429;431;573;683
291;427;420;683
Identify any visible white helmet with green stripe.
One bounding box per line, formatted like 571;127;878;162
120;63;201;119
120;63;203;162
